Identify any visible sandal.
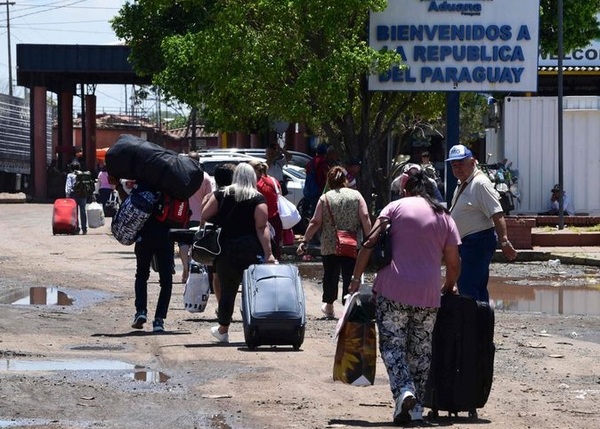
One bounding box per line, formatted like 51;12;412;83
321;303;335;319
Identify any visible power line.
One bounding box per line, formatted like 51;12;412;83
10;19;111;24
13;0;118;19
8;25;113;34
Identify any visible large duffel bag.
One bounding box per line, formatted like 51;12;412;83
105;134;204;200
241;264;306;351
424;294;495;420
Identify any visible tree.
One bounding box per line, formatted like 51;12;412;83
539;0;600;55
113;0;600;210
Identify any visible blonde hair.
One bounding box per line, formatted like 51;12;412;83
248;159;267;177
224;162;261;202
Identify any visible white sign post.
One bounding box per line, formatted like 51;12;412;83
369;0;540;92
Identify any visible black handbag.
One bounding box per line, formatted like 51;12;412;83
191;224;222;265
362;221;392;270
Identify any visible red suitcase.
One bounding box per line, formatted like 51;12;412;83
52;198;79;235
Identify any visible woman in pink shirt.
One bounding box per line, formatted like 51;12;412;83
350;171;461;425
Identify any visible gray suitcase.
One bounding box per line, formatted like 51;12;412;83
241;264;306;350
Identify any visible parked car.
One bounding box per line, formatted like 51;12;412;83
196;154;305;206
199;148;312;169
281;164;305;207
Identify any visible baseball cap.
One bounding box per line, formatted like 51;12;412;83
446;144;473;162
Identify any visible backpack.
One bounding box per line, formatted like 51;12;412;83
73;170;95;198
154;193;191;228
111;188;159;245
303;159;321;200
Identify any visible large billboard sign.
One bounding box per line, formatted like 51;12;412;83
369;0;540;92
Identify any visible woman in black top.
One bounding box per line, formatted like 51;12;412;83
201;163;276;343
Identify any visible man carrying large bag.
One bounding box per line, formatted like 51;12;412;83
105;134;204;200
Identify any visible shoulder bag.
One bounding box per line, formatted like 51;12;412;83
191;195;236;265
324;195;358;258
191;223;222;265
272;177;301;229
361;220;392;270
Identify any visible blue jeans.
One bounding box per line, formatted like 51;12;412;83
72;196;87;233
134;221;174;320
457;227;497;302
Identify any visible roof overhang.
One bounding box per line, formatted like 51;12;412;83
16;44;152;93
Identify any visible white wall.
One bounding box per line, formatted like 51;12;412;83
501;96;600;215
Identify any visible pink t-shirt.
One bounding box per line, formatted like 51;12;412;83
188;172;214;222
373;197;461;308
97;171;113;190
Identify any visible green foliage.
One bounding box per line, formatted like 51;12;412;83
539;0;600;56
113;0;600;210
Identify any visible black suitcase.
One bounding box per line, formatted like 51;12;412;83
241;264;306;351
424;294;495;420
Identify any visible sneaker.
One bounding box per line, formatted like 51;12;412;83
393;391;417;426
210;326;229;343
152;318;164;332
131;311;147;329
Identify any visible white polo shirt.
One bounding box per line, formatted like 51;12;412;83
450;169;503;239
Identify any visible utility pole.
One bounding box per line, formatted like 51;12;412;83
557;0;564;230
2;1;15;96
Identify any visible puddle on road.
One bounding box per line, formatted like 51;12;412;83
129;366;171;383
0;285;111;308
0;419;52;428
0;359;170;384
5;286;74;306
0;358;135;371
489;277;600;316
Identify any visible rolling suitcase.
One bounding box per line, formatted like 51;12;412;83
424;294;495;421
52;198;79;235
241;264;306;350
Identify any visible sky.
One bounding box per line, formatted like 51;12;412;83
0;0;165;115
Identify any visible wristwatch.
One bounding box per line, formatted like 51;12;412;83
501;240;512;247
350;277;361;283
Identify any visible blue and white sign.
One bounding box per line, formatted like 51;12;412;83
369;0;540;92
539;42;600;67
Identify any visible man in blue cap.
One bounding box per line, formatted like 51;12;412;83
447;144;517;302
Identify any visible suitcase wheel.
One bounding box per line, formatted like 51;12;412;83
427;410;439;422
244;326;258;351
292;342;302;351
468;410;478;420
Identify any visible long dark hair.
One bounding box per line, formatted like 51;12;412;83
404;171;448;214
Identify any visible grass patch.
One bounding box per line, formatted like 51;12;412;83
538;225;600;232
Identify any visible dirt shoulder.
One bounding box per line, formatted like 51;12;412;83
1;204;599;429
